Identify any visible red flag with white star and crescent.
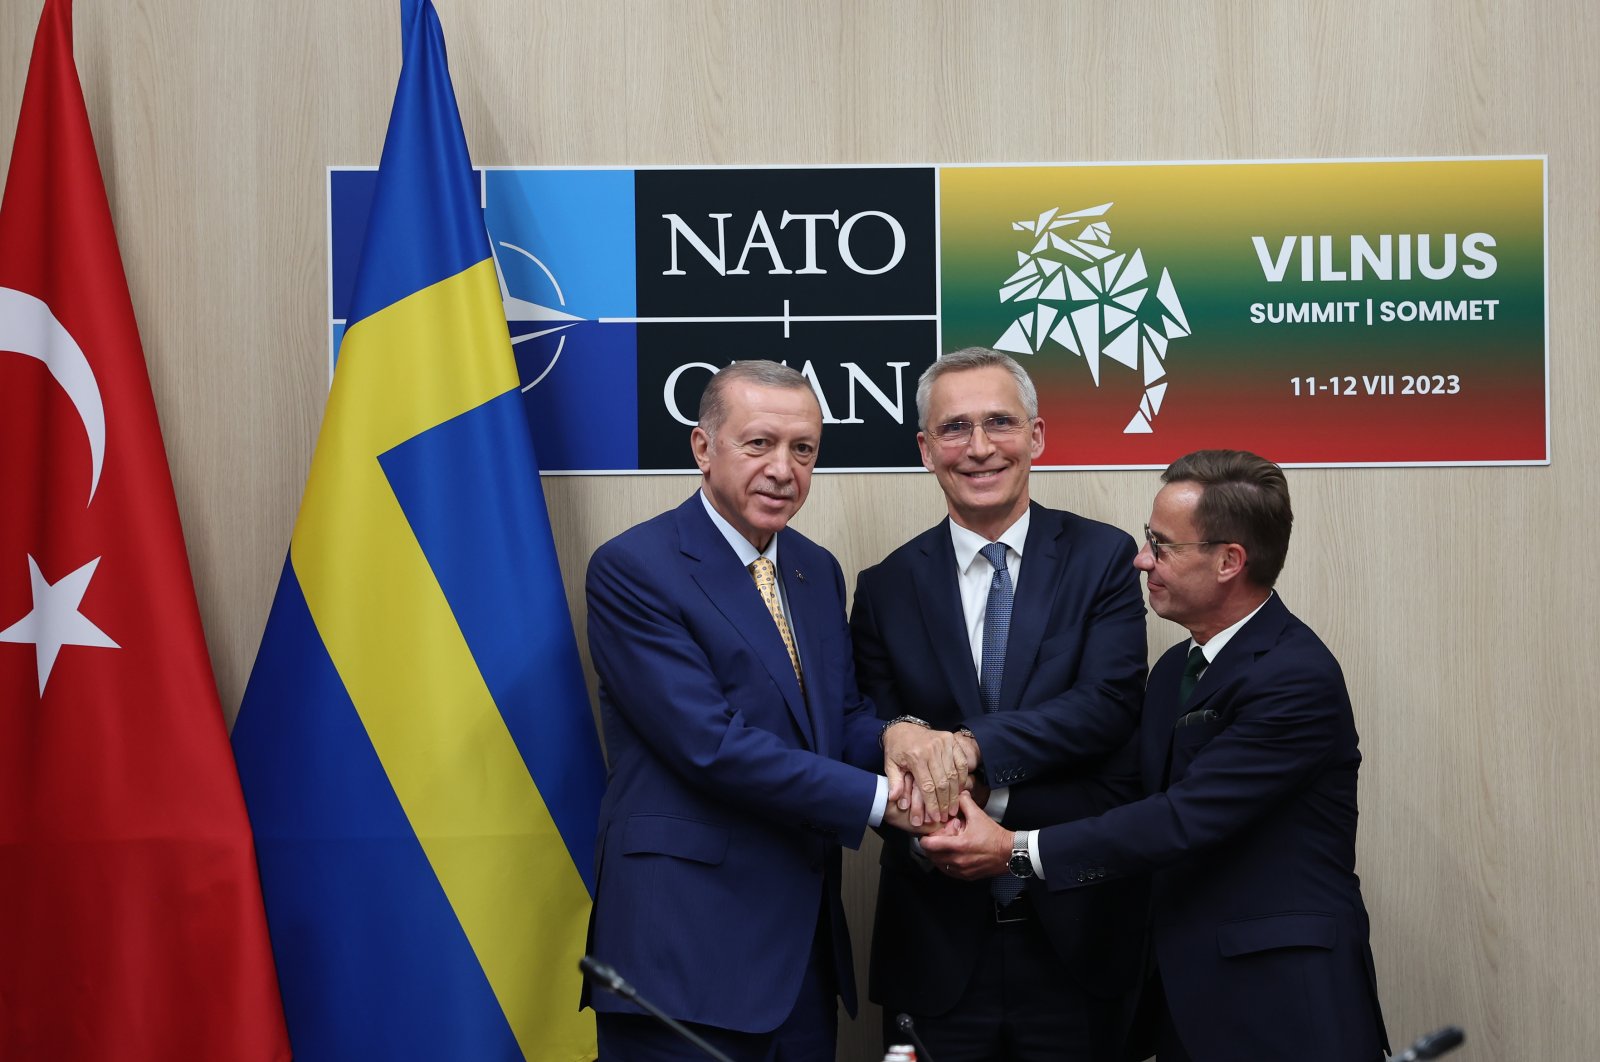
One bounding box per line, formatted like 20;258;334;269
0;2;290;1058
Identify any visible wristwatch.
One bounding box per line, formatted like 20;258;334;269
1007;832;1034;879
879;714;930;748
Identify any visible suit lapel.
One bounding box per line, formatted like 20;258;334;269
675;499;815;747
780;559;826;752
1147;641;1188;789
998;504;1059;711
1183;593;1288;711
1153;594;1289;787
912;523;983;717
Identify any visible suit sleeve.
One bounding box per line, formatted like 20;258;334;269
1002;731;1143;829
848;564;903;723
963;532;1147;784
1037;646;1350;887
587;540;879;848
828;555;888;773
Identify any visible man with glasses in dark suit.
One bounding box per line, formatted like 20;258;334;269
852;347;1148;1061
926;450;1389;1062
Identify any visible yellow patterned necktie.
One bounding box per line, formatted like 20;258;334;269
750;558;804;691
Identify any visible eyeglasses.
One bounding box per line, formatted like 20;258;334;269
926;415;1029;445
1143;524;1220;562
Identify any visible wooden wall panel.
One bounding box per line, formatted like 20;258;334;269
3;1;1595;1058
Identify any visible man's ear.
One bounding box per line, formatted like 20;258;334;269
690;427;713;473
1216;542;1249;584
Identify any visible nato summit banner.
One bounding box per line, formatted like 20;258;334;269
328;157;1547;471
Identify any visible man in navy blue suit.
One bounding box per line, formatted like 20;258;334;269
853;348;1149;1061
584;360;921;1062
926;450;1388;1062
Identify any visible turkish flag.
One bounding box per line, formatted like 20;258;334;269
0;2;290;1059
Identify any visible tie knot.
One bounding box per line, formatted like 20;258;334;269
1184;645;1207;675
750;557;775;583
980;542;1009;572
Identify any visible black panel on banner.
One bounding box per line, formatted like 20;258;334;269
633;167;937;470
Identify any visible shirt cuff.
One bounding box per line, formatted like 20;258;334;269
868;775;889;828
985;785;1011;822
1026;829;1044;879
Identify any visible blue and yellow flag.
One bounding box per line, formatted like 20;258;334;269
232;3;604;1059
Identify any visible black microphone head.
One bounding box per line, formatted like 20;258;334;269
896;1013;915;1034
578;955;629;996
1414;1025;1465;1059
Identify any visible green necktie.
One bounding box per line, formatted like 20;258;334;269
1179;645;1208;706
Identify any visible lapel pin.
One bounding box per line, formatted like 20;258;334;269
794;569;805;582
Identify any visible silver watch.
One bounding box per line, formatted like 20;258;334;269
1007;832;1034;879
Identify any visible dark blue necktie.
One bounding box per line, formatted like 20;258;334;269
979;543;1012;715
979;543;1023;904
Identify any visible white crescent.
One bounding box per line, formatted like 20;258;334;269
0;286;106;505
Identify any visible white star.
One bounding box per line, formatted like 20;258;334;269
0;555;120;696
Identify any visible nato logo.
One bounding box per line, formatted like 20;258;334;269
331;166;936;471
330;168;639;472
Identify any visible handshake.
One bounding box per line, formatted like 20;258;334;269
878;719;1015;881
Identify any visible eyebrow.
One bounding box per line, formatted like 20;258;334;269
939;410;1017;422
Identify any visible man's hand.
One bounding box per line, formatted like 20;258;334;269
920;792;1013;880
882;788;947;837
882;722;979;825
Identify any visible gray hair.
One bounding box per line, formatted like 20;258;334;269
696;360;816;440
914;347;1039;430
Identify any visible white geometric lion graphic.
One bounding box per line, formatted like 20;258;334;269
994;202;1191;434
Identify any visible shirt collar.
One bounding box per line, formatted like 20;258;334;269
948;507;1030;574
699;489;779;569
1191;590;1274;663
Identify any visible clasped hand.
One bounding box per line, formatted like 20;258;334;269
880;724;1013;881
880;721;982;827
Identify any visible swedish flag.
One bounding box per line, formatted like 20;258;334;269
232;3;604;1059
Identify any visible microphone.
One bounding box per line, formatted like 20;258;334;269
577;955;632;999
895;1012;936;1062
1394;1025;1465;1061
578;955;737;1062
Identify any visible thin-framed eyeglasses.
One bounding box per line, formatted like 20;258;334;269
926;415;1029;446
1143;524;1221;562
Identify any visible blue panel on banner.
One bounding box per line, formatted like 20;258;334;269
482;170;640;469
483;169;636;319
330;170;378;324
515;321;638;470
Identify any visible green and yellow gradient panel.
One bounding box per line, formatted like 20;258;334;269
940;159;1546;467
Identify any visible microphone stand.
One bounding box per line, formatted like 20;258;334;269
1394;1025;1466;1061
579;955;737;1062
895;1012;937;1062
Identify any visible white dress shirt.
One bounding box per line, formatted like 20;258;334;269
946;511;1031;824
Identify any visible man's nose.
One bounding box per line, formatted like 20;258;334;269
767;448;794;480
967;423;997;457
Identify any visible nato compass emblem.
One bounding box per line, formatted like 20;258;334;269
993;203;1191;434
493;240;583;392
